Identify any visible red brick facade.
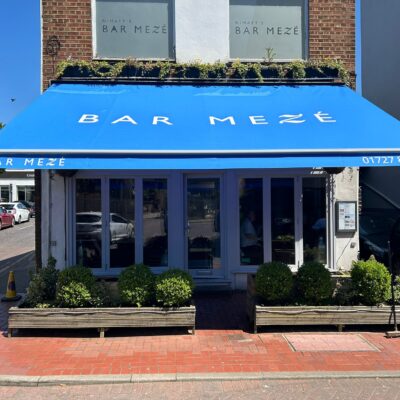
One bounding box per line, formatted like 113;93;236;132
41;0;355;89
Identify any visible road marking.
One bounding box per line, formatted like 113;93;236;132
0;252;34;274
14;225;33;231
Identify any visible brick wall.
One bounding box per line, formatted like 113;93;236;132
308;0;355;72
42;0;355;88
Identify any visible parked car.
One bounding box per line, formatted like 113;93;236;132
0;202;30;224
76;212;134;243
19;200;35;217
0;206;15;230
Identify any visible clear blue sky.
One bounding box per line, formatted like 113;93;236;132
0;0;361;124
0;0;40;124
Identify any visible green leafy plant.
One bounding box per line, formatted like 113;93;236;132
230;60;249;79
255;262;294;304
296;262;333;305
25;257;59;307
118;264;155;307
394;276;400;305
155;269;194;307
247;63;263;82
351;257;391;306
57;282;93;308
55;59;351;85
56;265;104;307
285;60;306;79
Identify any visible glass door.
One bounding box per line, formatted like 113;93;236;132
185;177;223;277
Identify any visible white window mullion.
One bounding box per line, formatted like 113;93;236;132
135;177;143;264
295;177;303;269
102;177;110;272
263;176;272;263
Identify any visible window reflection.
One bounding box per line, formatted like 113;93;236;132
110;179;135;268
271;178;295;265
187;178;221;270
303;178;327;263
76;179;102;268
143;179;168;267
239;178;263;265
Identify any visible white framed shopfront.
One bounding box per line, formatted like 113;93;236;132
66;168;333;285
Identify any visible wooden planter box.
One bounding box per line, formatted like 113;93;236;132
8;306;196;338
247;275;399;333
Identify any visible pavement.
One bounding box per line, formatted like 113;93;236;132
0;292;400;387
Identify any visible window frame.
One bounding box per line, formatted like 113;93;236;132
228;0;309;62
232;170;331;274
71;171;171;276
91;0;176;61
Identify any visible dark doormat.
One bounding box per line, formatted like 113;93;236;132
193;290;249;331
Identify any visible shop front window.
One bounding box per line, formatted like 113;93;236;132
303;178;327;264
95;0;174;59
239;178;263;265
143;179;168;266
76;179;102;268
17;186;35;202
109;179;135;268
0;186;10;202
229;0;306;60
271;178;295;264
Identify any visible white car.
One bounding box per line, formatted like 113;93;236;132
76;212;134;243
0;202;31;224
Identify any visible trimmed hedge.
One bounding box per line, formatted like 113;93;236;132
296;262;333;305
255;262;293;304
118;264;155;307
351;258;391;306
155;269;194;307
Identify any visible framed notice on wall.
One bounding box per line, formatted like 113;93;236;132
335;201;357;233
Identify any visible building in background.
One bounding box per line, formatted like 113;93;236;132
0;170;34;203
359;0;400;262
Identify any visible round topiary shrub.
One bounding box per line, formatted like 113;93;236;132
255;262;293;304
351;258;391;306
296;262;333;305
56;265;100;307
155;269;194;307
118;264;155;307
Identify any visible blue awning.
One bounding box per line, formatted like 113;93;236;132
1;83;400;170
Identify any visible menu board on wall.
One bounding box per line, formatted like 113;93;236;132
335;201;357;233
230;0;306;60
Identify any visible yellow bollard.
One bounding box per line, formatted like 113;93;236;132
1;271;22;302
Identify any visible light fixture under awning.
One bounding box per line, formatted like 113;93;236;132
1;83;399;169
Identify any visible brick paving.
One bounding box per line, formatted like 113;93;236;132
0;292;400;377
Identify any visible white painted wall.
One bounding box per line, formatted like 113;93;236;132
361;0;400;120
174;0;230;63
0;178;34;202
333;168;359;271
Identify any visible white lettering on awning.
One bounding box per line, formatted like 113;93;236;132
209;116;236;125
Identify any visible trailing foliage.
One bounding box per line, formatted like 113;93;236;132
155;269;194;307
255;262;294;304
56;265;105;307
296;262;333;305
118;264;155;307
351;258;391;306
25;257;59;307
55;58;351;84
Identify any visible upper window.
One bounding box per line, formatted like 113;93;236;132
94;0;174;59
229;0;306;60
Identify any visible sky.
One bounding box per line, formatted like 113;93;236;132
0;0;361;125
0;0;41;124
